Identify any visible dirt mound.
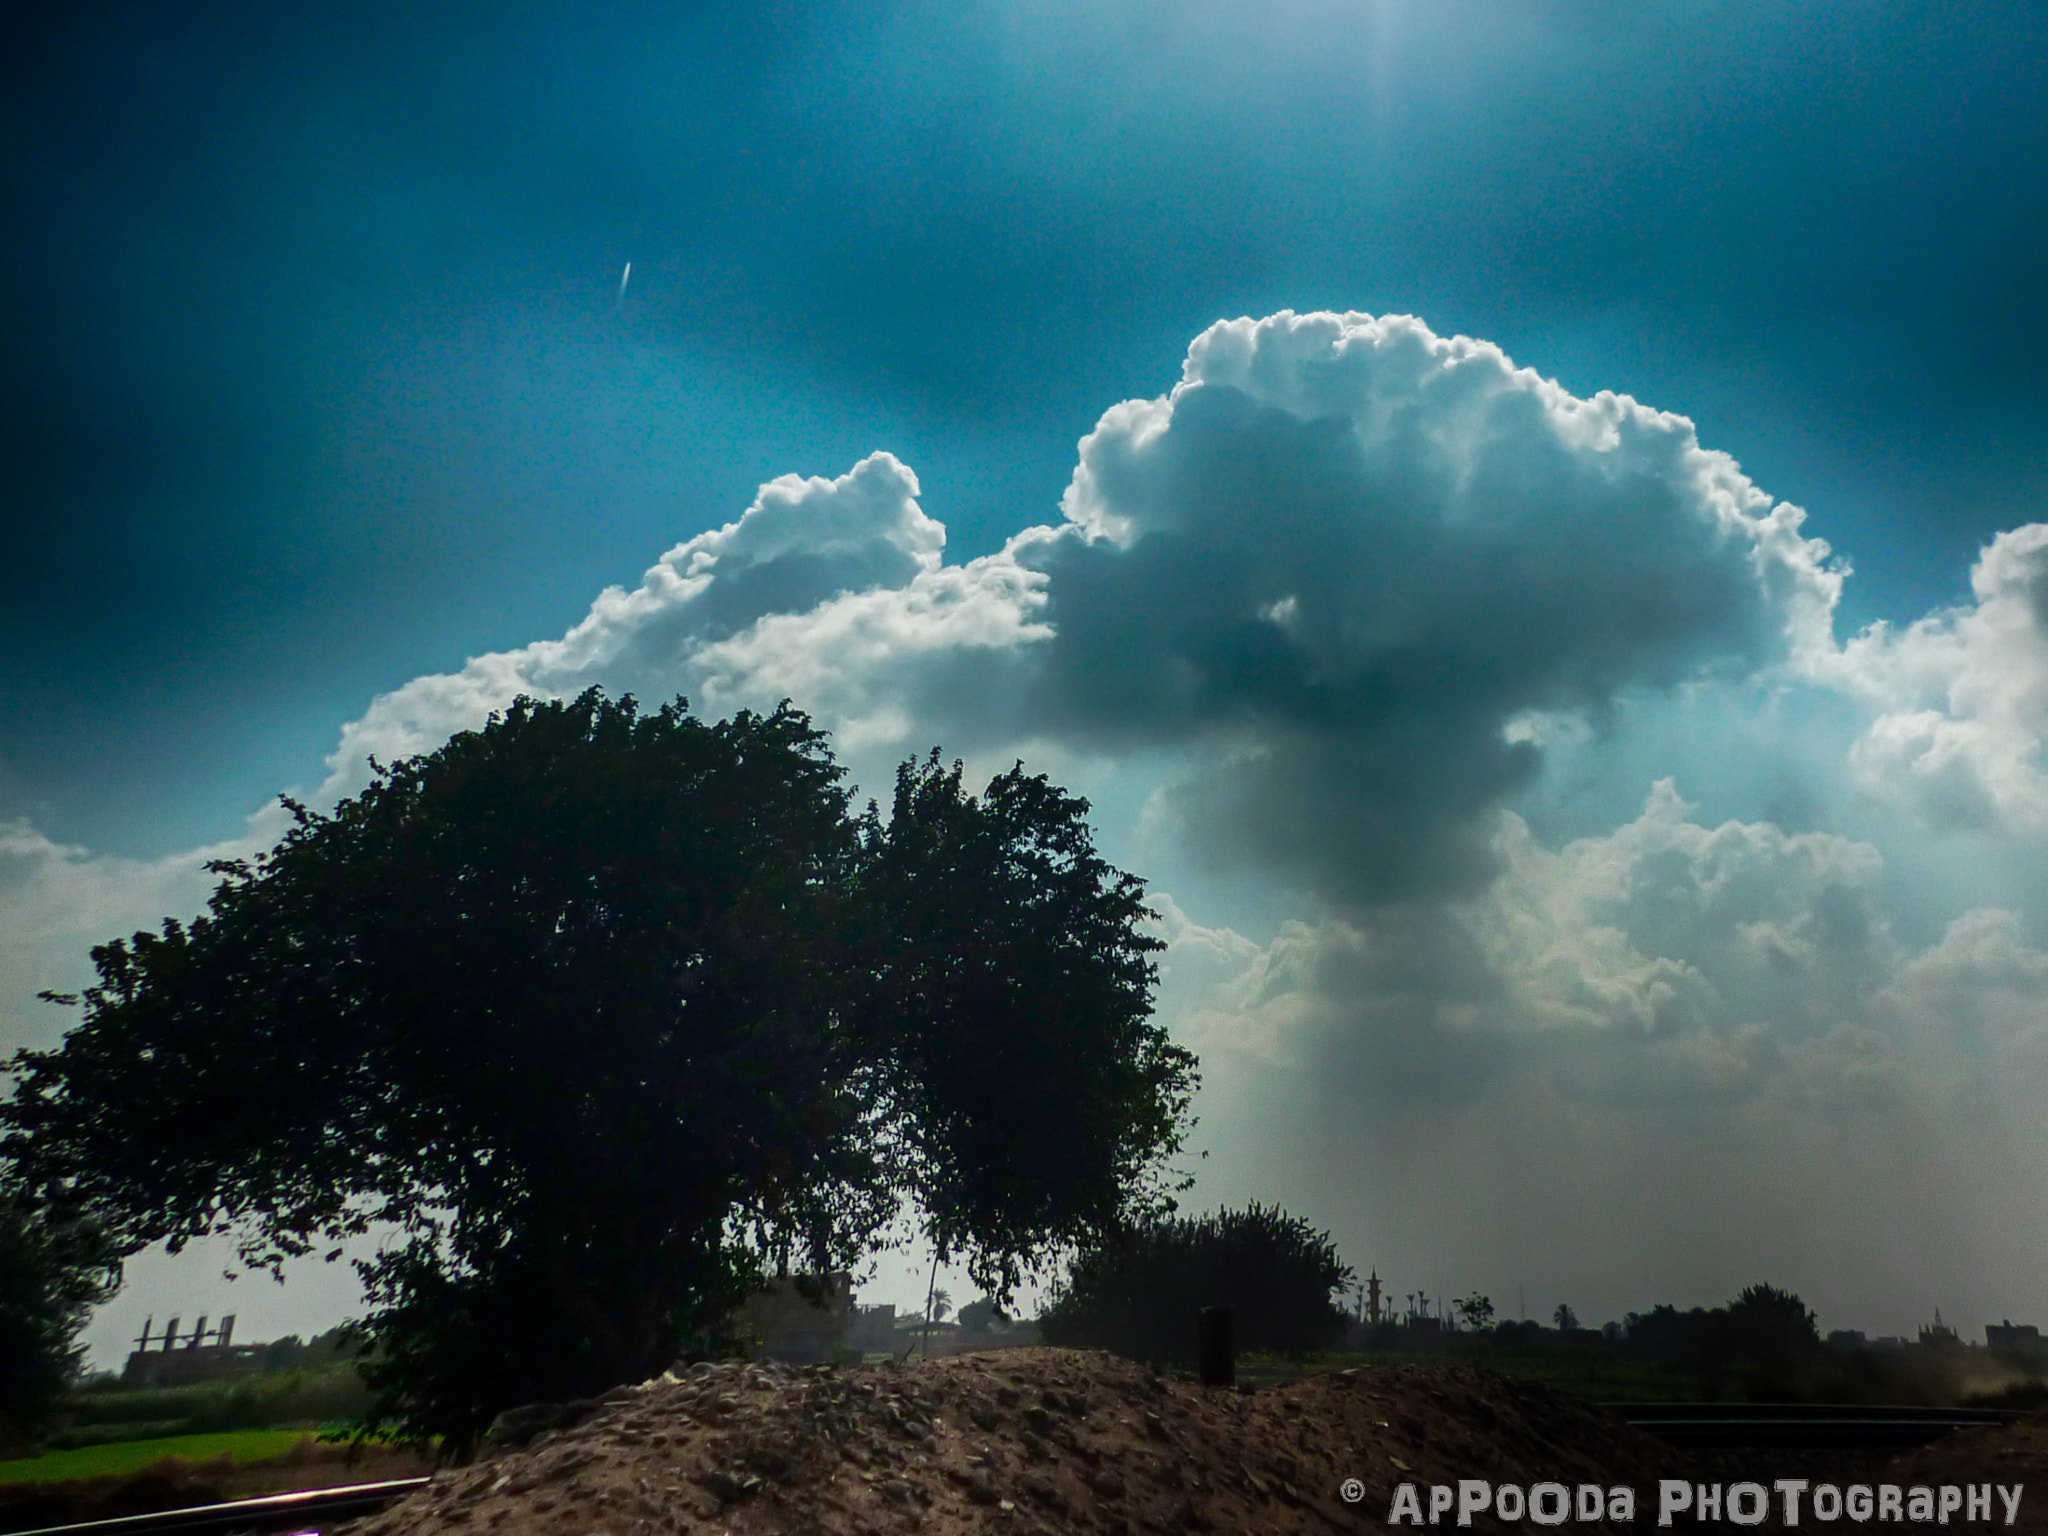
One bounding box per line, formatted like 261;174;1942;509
340;1347;1682;1536
1881;1415;2048;1531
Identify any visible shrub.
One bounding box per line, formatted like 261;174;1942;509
1040;1203;1352;1367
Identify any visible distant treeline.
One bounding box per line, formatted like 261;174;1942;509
1038;1205;2044;1409
51;1330;373;1449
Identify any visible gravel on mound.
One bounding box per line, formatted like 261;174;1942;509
340;1347;1683;1536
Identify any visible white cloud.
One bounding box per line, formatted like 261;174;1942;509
309;311;1849;909
315;451;1027;804
1829;523;2048;835
1152;785;2048;1330
0;816;277;1054
1029;310;1843;901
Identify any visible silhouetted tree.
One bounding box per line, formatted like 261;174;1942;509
1553;1303;1579;1332
1621;1286;1826;1397
3;692;1195;1451
1725;1283;1820;1379
860;752;1197;1299
1041;1203;1353;1365
1455;1292;1495;1332
0;1197;120;1451
955;1297;1006;1333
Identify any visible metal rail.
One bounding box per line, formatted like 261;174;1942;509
4;1476;429;1536
1615;1402;2023;1450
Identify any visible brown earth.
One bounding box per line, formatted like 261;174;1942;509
1881;1414;2048;1531
338;1347;1687;1536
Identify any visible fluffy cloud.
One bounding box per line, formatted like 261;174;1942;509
313;451;1042;804
1829;524;2048;834
1161;787;2048;1325
1027;311;1842;902
1168;783;1892;1106
306;311;1843;910
0;818;267;1052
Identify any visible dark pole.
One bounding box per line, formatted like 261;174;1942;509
1197;1306;1235;1388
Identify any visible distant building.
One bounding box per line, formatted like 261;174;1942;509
122;1313;270;1386
1826;1329;1867;1351
850;1304;898;1355
734;1274;856;1364
1986;1320;2045;1362
1919;1312;1963;1352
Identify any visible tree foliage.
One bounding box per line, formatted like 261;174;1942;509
1622;1283;1821;1390
1;691;1196;1450
1039;1203;1353;1366
1724;1282;1820;1376
954;1296;1006;1333
1453;1292;1495;1332
0;1198;120;1451
861;752;1195;1297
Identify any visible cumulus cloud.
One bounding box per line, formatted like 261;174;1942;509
302;311;1843;910
1159;787;2048;1325
1026;311;1842;902
1168;784;1892;1108
0;818;273;1053
1829;524;2048;834
314;451;1045;804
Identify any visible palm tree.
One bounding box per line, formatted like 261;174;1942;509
918;1273;955;1358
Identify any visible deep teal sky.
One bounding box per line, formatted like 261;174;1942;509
6;0;2046;856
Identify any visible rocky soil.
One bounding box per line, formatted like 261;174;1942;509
1885;1415;2048;1531
339;1347;1685;1536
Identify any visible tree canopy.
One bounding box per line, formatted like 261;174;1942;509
1;690;1196;1449
863;752;1194;1298
1039;1202;1353;1366
1621;1283;1821;1392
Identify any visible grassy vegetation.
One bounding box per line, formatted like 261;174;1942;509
46;1365;375;1448
0;1430;316;1486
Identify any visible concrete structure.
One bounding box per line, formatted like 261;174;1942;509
122;1313;270;1385
1987;1320;2045;1362
734;1273;857;1364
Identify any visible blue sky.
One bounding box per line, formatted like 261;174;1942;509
7;0;2048;1360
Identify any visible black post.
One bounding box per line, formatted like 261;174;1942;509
1197;1306;1235;1388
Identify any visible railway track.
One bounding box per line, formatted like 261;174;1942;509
5;1477;428;1536
1616;1402;2023;1450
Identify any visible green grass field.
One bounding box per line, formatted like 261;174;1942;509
0;1429;316;1486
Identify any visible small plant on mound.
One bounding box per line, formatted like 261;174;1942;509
1040;1202;1353;1367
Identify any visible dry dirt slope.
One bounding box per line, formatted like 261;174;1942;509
339;1347;1682;1536
1887;1417;2048;1532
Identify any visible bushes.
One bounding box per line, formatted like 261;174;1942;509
1041;1203;1352;1367
0;1201;120;1452
42;1421;192;1451
53;1368;375;1443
